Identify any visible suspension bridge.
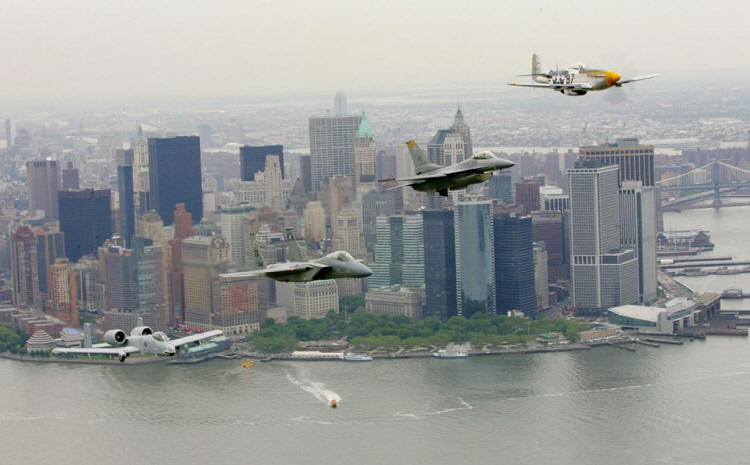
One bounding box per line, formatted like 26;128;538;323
657;160;750;210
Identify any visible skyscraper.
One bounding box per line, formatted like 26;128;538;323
361;190;395;253
58;189;112;262
450;107;473;160
132;126;150;217
299;155;312;194
219;205;253;267
309;114;360;192
11;226;40;308
619;181;657;303
515;179;540;215
579;138;655;186
182;235;229;329
568;164;638;313
34;226;65;300
455;201;495;316
26;160;60;219
134;238;168;330
47;258;78;326
428;130;465;166
264;155;284;212
531;211;567;282
354;110;377;183
117;149;135;247
370;214;424;288
148;136;203;226
422;210;457;320
487;174;513;204
61;162;79;190
333;209;366;297
494;213;536;318
98;244;138;313
533;243;550;311
334;92;348;116
303;201;326;242
5;119;15;148
240;145;285;181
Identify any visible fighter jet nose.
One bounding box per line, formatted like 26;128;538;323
360;264;373;277
606;71;621;86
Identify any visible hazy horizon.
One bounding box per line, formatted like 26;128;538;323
2;0;749;101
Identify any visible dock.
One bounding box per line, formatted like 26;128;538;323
607;341;636;352
635;339;660;348
642;337;683;345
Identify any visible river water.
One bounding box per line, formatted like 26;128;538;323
2;207;750;465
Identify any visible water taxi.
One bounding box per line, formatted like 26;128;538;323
241;360;255;368
330;399;337;408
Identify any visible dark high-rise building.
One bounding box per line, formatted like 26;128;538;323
531;211;567;283
58;189;112;262
240;145;284;181
423;210;457;320
148;136;203;226
117;149;135;247
61;162;79;190
11;226;40;308
515;179;540;215
26;160;60;219
579;138;655;186
494;213;536;318
299;155;312;193
488;173;513;204
455;201;495;317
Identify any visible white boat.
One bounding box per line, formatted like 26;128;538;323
433;349;469;359
339;352;374;361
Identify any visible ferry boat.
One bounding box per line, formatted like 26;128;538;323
339;352;374;361
433;348;469;359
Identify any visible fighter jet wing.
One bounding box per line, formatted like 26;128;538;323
618;74;661;85
51;346;139;356
220;262;330;279
171;330;224;348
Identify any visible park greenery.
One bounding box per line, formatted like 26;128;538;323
0;326;28;354
247;309;589;353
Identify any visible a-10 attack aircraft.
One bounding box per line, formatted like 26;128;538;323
220;229;372;282
508;53;660;96
382;140;514;196
51;327;223;362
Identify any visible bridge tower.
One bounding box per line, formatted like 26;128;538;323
712;160;721;207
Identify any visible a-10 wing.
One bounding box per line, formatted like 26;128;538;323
51;345;139;356
171;329;224;348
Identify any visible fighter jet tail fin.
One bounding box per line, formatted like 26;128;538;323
248;233;264;269
285;228;305;262
406;141;441;174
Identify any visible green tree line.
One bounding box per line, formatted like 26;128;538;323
248;310;589;353
0;326;28;354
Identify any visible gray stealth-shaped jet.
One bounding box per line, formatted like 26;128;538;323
384;141;514;196
220;229;372;283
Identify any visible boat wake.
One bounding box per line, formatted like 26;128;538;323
287;374;341;404
396;397;473;418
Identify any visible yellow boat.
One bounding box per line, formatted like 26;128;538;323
241;360;255;368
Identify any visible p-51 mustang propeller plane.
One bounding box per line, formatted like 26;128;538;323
508;53;660;96
51;326;224;362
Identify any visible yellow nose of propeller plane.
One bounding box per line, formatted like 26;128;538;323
605;71;621;87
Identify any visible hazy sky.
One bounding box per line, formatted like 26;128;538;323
1;0;748;100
